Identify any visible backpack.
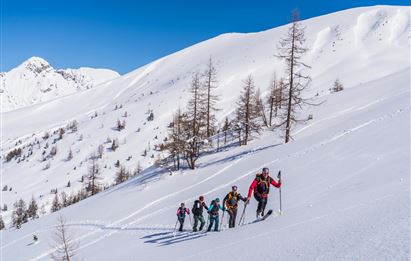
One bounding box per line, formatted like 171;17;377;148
178;207;187;218
192;200;201;215
255;174;270;194
226;192;238;209
209;200;219;215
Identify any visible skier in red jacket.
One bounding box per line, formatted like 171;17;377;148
246;167;281;218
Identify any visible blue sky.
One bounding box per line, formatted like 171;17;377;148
2;0;409;74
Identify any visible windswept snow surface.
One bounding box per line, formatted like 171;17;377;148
1;5;410;261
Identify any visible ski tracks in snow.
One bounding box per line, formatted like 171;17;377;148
176;188;409;261
25;106;409;260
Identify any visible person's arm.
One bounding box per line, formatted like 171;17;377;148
219;204;225;211
270;177;281;188
247;180;258;198
207;204;213;213
238;193;247;202
186;208;190;215
176;208;181;216
222;194;229;210
201;201;209;210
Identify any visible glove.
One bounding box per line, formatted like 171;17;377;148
245;197;250;204
222;207;226;211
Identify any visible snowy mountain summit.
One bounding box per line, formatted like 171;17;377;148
0;57;120;111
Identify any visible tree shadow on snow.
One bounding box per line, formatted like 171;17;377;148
198;144;280;168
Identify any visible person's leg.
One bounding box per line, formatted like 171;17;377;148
261;198;268;216
193;215;199;231
207;216;214;231
199;215;205;231
228;210;234;228
255;195;263;218
214;215;219;231
179;218;184;231
232;208;238;227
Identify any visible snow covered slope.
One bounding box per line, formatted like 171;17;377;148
1;5;410;260
1;67;409;261
0;57;120;112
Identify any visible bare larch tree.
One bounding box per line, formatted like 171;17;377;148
277;10;312;143
50;215;78;261
86;153;101;195
202;57;219;137
235;75;262;145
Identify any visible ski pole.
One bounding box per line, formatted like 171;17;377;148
188;215;193;227
219;210;225;231
173;218;179;236
278;170;282;215
238;202;247;226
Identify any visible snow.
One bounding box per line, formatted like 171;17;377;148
1;5;410;261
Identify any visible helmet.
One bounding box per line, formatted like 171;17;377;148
215;198;220;202
199;196;204;201
232;185;238;191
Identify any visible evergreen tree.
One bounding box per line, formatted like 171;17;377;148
12;199;28;228
331;78;344;92
51;194;61;213
60;192;69;208
111;139;119;151
27;196;39;219
67;148;73;161
97;144;104;159
0;215;5;230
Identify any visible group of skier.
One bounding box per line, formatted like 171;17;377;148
176;167;282;232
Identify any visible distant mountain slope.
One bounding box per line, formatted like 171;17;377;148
0;57;120;112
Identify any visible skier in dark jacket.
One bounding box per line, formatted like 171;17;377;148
207;198;224;232
191;196;209;232
222;186;247;228
246;167;281;218
176;203;190;232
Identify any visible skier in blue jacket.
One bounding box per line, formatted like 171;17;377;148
207;198;225;231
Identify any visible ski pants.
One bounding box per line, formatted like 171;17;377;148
193;214;205;231
207;214;219;231
178;217;185;231
227;208;238;228
254;194;268;215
